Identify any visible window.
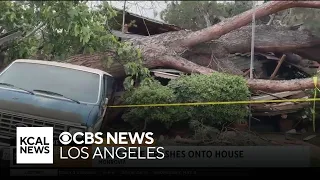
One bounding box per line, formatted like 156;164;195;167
103;74;114;99
0;62;100;104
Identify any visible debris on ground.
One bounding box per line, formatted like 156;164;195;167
286;129;297;134
156;129;274;146
304;135;317;141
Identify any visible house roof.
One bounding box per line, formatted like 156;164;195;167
112;7;183;36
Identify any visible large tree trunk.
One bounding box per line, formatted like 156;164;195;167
185;25;320;59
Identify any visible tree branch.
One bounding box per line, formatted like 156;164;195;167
147;55;215;75
246;78;316;92
203;13;212;28
0;23;46;52
270;54;286;80
266;14;275;25
0;31;23;46
0;26;4;34
122;0;127;33
180;1;320;48
19;22;45;42
0;28;21;39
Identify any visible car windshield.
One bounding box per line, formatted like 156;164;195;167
0;62;101;104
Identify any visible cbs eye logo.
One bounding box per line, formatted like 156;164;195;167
59;132;72;145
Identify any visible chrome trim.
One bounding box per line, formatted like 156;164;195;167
97;74;102;105
0;87;29;94
0;109;86;138
0;109;84;126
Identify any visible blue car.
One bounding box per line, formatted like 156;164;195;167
0;59;114;141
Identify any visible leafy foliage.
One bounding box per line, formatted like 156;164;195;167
222;1;253;17
0;1;149;88
160;1;253;30
161;1;224;30
122;79;181;130
1;1;119;61
118;42;151;90
122;72;250;131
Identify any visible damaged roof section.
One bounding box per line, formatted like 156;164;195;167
150;69;183;80
110;7;183;37
110;30;144;41
228;52;319;79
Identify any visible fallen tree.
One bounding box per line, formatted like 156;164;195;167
67;1;320;93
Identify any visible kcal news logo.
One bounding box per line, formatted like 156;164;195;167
16;127;53;164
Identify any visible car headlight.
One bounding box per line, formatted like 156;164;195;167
68;127;84;135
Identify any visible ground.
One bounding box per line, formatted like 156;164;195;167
260;132;320;167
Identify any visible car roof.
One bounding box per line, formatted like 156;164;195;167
12;59;112;77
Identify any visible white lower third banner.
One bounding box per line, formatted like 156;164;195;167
91;146;310;167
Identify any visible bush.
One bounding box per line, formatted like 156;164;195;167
122;79;184;129
168;72;250;126
122;72;250;131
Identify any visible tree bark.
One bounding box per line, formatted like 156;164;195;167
187;25;320;59
66;51;126;78
247;78;317;92
150;55;215;74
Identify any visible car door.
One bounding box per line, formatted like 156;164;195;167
93;74;113;132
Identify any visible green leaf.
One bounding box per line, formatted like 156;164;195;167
74;25;79;36
83;32;91;44
88;47;94;54
68;8;78;18
9;13;16;21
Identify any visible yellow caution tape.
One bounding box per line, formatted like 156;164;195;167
106;76;320;132
313;76;318;132
107;98;320;108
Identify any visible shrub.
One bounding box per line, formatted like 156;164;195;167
168;72;250;126
122;72;250;131
122;79;184;129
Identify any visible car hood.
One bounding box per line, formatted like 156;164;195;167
0;88;95;125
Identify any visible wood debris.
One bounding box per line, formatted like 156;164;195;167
303;135;317;141
251;90;310;116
